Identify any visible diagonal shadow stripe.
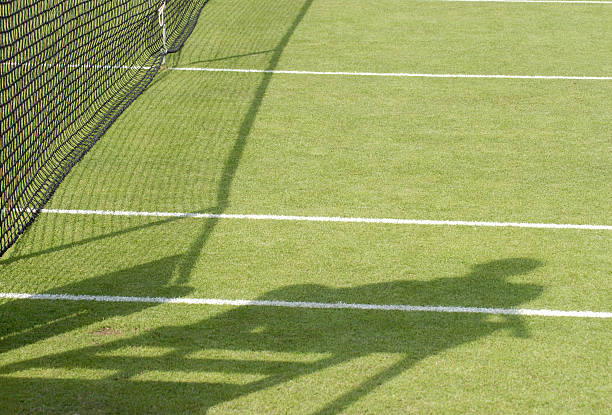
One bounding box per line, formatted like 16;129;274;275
174;0;316;285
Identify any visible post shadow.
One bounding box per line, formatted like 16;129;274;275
0;258;543;413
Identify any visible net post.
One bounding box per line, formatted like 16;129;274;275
158;1;168;63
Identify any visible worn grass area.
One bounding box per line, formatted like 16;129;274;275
1;0;611;413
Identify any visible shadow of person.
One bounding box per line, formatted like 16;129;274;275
0;258;543;413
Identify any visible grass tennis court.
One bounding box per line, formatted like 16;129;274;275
1;0;611;413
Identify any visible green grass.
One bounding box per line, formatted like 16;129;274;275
1;0;611;413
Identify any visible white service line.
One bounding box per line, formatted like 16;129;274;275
36;208;612;231
167;67;612;81
1;293;610;319
5;62;611;81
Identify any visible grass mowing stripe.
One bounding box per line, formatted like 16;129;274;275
166;67;612;80
441;0;612;3
30;209;612;230
1;293;610;319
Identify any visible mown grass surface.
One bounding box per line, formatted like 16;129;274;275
0;299;610;414
1;0;611;413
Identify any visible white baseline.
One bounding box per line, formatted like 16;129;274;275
23;209;612;231
168;67;612;81
1;293;610;319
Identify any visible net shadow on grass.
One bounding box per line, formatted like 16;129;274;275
173;0;315;285
188;49;277;65
0;258;543;413
0;0;314;277
0;206;217;267
0;215;180;267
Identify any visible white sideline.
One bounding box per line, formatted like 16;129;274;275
168;67;612;80
34;209;612;231
1;293;610;319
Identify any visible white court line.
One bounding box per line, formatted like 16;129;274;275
5;62;611;81
1;293;610;319
31;208;612;231
167;67;612;80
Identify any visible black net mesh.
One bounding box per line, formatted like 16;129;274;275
0;0;208;256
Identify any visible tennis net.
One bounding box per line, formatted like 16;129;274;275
0;0;208;257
